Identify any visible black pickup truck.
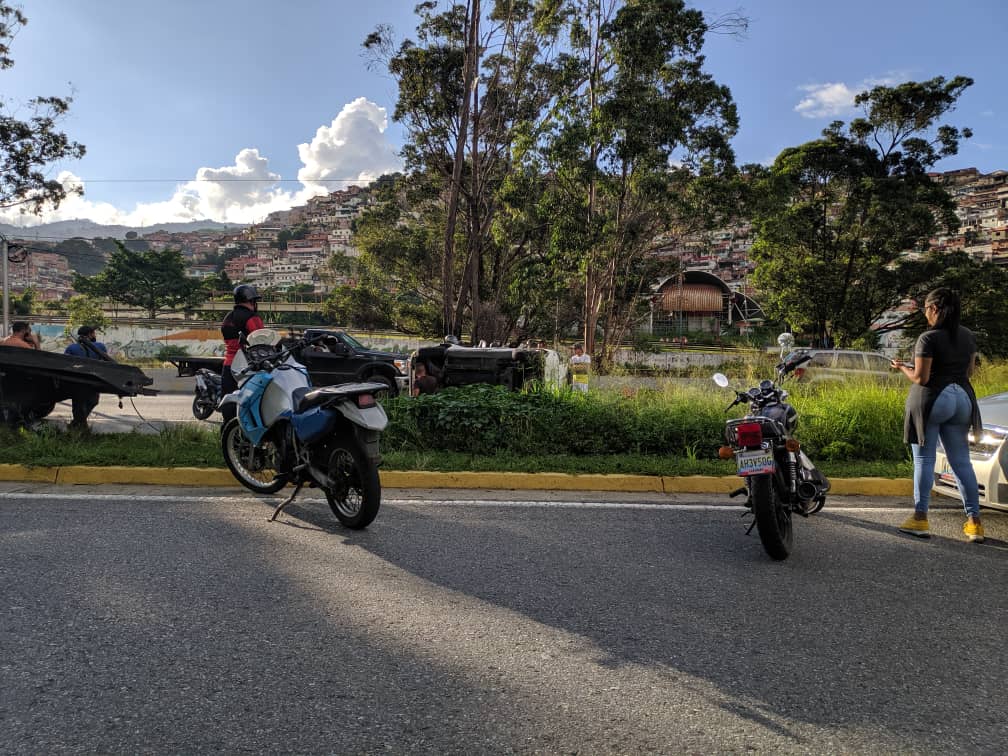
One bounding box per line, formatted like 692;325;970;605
168;329;409;396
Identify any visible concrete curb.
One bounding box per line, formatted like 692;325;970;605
0;463;913;496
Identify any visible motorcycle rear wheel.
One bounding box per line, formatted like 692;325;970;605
192;395;215;420
221;418;287;494
750;474;793;560
324;440;381;529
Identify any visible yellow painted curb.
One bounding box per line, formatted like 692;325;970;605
0;464;914;497
828;477;913;496
0;463;59;483
662;475;741;494
380;470;664;492
55;465;239;487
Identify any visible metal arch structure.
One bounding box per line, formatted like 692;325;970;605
649;271;765;335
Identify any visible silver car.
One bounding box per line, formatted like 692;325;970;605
933;391;1008;511
785;349;895;383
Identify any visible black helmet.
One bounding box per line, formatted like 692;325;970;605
234;284;260;304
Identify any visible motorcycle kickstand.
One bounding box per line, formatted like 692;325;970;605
268;481;303;522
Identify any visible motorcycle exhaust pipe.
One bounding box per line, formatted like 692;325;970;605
796;481;819;502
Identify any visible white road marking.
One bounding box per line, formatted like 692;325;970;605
0;491;893;512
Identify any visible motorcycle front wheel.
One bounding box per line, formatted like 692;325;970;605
221;418;287;494
750;474;793;560
324;440;381;529
192;395;215;420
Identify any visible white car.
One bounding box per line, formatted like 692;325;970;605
933;391;1008;511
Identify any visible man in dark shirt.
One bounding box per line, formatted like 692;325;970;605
64;325;110;429
220;285;265;421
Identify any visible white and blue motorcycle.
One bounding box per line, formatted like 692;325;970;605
219;329;388;529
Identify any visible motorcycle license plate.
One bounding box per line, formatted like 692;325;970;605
735;449;775;477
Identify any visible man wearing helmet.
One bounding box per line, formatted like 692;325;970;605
220;284;265;421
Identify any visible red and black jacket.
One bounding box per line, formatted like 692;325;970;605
221;305;265;366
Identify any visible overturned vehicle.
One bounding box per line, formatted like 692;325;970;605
409;342;567;394
0;346;156;425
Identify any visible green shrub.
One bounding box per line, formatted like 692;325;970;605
381;365;1008;464
156;345;190;361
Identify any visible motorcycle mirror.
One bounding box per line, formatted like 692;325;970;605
712;373;730;388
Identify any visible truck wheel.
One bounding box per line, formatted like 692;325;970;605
368;374;397;398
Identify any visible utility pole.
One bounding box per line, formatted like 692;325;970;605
2;237;9;336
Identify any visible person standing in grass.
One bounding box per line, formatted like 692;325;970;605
891;287;983;542
569;343;591;393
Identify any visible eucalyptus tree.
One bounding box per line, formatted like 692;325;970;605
750;76;973;347
365;1;562;343
508;0;741;364
366;1;741;357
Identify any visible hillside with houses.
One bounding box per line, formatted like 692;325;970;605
5;167;1007;308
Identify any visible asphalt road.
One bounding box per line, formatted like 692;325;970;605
1;485;1005;754
46;392;219;434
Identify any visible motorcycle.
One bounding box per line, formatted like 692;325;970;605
713;350;830;560
219;328;388;529
191;368;222;420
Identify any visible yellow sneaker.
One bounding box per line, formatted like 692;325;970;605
898;516;930;538
963;520;985;543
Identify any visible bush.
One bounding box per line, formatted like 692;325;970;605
156;345;190;362
382;366;1008;463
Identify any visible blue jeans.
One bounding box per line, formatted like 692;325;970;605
911;383;980;517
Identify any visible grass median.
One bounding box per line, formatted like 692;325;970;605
3;360;1005;479
0;423;911;479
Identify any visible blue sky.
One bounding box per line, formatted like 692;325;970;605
3;0;1004;226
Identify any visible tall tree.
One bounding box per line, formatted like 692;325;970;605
893;250;1008;359
366;1;575;343
0;3;85;213
367;1;741;355
523;0;740;363
750;76;973;347
72;242;202;319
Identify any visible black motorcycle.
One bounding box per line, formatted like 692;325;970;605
191;367;222;420
713;351;830;560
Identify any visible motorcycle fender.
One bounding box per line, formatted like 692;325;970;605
355;426;382;465
219;390;241;408
334;403;389;432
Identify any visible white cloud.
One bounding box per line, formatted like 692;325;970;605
794;75;901;119
297;97;403;194
0;97;403;227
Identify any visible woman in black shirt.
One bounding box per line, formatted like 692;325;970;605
890;288;983;542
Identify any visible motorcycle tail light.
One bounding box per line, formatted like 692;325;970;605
356;393;376;408
718;446;735;459
794;367;805;379
785;439;801;452
735;422;763;447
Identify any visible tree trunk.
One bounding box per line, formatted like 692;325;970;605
442;0;479;337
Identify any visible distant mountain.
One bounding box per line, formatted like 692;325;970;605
0;218;246;240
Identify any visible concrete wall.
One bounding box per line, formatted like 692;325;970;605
24;321;434;360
